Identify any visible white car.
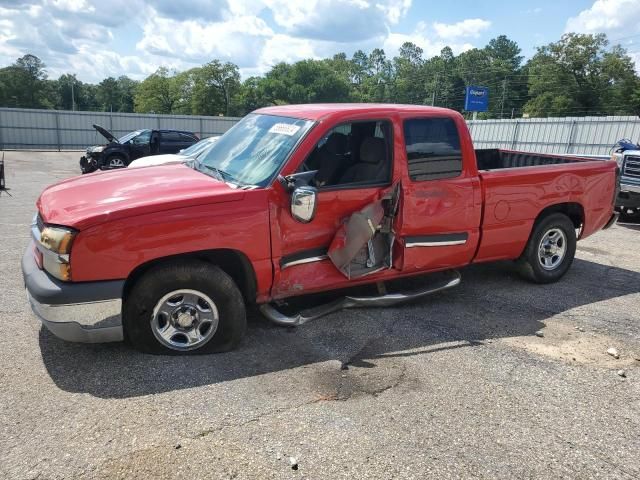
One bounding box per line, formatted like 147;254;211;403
128;136;219;168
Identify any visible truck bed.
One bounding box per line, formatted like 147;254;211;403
475;149;584;171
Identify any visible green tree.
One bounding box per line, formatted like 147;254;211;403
50;74;98;111
524;33;638;117
259;59;351;105
231;76;269;116
134;67;179;113
0;54;48;108
191;61;241;116
116;76;138;112
484;35;528;118
358;48;394;102
97;77;119;111
393;42;425;104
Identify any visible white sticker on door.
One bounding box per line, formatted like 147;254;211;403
268;123;301;136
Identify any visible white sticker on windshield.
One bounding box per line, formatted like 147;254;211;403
269;123;301;136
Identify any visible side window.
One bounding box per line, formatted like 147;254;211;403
404;118;462;181
179;133;196;142
131;130;151;145
299;120;392;188
161;131;181;142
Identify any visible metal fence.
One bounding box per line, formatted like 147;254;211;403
1;107;640;155
467;116;640;155
0;108;241;150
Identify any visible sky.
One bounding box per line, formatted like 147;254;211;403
0;0;639;83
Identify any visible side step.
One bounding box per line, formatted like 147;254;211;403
260;270;461;327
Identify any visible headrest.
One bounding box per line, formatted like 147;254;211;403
360;137;385;164
324;132;348;155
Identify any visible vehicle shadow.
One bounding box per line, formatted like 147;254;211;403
39;258;640;399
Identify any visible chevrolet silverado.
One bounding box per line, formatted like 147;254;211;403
23;104;619;354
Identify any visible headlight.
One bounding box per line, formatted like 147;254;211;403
88;146;104;154
611;152;623;168
36;224;77;281
40;226;75;254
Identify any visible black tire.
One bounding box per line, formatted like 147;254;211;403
103;154;127;170
123;260;247;355
516;213;577;284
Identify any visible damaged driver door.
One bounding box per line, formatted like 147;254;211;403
271;118;399;299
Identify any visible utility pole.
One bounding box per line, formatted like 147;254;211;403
71;78;75;111
500;77;507;119
431;73;439;106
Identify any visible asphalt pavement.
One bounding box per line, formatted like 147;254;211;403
0;151;639;479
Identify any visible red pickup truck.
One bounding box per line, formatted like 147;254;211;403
22;104;619;354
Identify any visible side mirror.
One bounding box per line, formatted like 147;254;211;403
291;186;318;223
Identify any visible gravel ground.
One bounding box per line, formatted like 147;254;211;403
1;151;639;479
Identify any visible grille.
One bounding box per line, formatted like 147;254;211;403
623;155;640;178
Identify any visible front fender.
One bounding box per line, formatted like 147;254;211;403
68;190;273;296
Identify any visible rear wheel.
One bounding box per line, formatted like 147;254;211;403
516;213;577;284
124;260;247;354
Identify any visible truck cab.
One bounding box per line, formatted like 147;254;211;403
23;105;618;355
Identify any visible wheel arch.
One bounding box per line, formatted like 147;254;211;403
122;249;258;305
516;202;584;259
105;150;130;165
534;202;585;232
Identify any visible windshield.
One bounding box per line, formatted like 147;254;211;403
196;114;314;186
118;129;149;144
181;137;218;158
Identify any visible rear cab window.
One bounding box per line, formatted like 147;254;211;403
403;118;462;181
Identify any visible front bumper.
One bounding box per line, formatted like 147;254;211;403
620;183;640;195
80;154;101;173
22;243;124;343
616;175;640;209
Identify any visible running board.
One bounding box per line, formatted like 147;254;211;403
260;270;461;327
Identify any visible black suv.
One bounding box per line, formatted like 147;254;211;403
80;124;199;173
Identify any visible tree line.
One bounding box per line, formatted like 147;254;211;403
1;33;639;119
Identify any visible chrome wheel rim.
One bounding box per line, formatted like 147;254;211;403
538;228;567;271
109;158;125;168
151;289;219;351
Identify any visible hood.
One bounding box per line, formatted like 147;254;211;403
93;124;118;143
37;163;245;230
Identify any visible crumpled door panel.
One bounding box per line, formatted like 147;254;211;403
328;183;400;279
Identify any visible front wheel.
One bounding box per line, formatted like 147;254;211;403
516;213;577;284
123;260;247;354
105;155;126;169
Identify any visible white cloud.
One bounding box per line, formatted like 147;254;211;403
258;34;317;69
261;0;407;42
384;21;475;58
0;0;493;83
565;0;640;71
136;12;273;67
150;0;227;21
433;18;492;40
566;0;640;33
378;0;412;24
49;0;95;13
